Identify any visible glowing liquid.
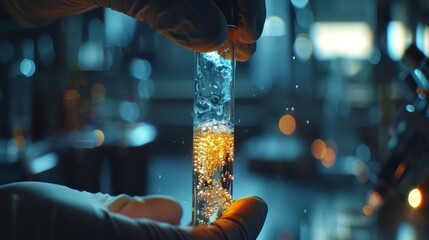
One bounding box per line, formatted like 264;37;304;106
192;121;234;225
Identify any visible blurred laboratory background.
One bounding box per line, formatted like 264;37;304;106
2;0;429;239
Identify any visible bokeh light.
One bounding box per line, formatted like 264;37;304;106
119;101;140;122
93;129;105;147
311;139;326;159
20;59;36;77
320;147;336;168
279;114;296;135
408;188;423;209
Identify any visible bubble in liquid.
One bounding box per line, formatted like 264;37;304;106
306;120;310;124
210;95;220;105
293;56;296;60
286;107;289;111
295;85;299;89
158;174;162;179
291;107;295;111
196;99;212;114
304;209;307;214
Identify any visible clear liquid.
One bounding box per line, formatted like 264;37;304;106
192;121;234;225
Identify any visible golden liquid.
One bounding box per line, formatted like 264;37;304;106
192;124;234;225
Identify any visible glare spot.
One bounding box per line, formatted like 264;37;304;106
408;188;422;209
362;205;373;217
406;104;415;112
130;58;152;80
78;41;104;70
93;129;105;147
311;139;326;159
20;59;36;77
123;123;156;147
119;101;140;122
279;114;296;135
387;21;411;61
321;147;336;168
311;22;373;60
293;34;313;61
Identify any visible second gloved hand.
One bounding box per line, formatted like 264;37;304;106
2;0;266;61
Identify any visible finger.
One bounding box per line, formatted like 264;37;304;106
236;0;266;44
236;41;256;62
211;196;268;239
189;196;268;239
143;0;229;52
107;195;183;225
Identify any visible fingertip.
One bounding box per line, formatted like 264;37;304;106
236;42;256;62
236;0;267;43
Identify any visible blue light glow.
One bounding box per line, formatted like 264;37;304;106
20;59;36;77
119;101;140;122
130;58;152;80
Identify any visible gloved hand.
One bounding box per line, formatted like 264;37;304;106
0;181;268;239
1;0;266;61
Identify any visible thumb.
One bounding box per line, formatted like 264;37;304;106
190;196;268;240
106;194;183;225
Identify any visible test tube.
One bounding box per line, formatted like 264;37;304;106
192;30;236;225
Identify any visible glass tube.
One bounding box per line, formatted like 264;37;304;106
192;30;236;226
